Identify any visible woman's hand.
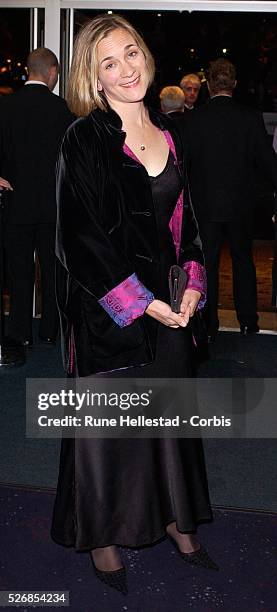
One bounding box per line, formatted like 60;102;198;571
0;177;13;191
180;289;201;324
145;299;188;328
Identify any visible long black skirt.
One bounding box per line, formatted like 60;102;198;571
51;324;213;551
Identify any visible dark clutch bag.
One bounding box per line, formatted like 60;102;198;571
168;264;208;347
169;265;188;313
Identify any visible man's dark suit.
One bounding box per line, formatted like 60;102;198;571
185;95;277;333
0;83;73;343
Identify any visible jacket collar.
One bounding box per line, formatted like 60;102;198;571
209;95;233;104
91;104;177;133
90;105;183;160
25;80;48;87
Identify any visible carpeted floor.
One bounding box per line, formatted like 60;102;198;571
0;484;276;612
199;330;277;378
0;327;277;511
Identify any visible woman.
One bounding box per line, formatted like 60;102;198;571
51;14;217;595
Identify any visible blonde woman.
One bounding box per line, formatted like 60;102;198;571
51;14;217;595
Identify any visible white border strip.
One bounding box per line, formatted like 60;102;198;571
0;1;45;7
1;1;277;12
33;6;38;49
61;1;277;11
69;7;74;67
220;327;277;335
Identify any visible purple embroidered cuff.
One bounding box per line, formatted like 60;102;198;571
183;261;207;310
98;273;154;328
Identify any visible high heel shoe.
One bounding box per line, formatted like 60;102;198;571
90;554;128;595
168;535;219;571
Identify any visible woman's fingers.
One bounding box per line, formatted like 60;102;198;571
146;299;188;327
167;312;188;327
180;307;191;326
181;289;201;318
0;177;13;190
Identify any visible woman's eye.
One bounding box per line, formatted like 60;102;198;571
105;63;115;70
128;51;138;58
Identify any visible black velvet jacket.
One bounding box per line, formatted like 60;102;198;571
56;106;204;376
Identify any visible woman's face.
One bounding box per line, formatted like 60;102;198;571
97;28;149;107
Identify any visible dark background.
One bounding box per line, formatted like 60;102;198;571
1;8;277;111
0;8;277;238
73;10;277;111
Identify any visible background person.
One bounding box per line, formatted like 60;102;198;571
159;85;185;115
185;58;277;340
180;73;201;110
0;47;73;347
272;212;277;309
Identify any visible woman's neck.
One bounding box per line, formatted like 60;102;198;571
108;100;149;131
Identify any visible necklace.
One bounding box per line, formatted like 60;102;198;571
140;145;146;151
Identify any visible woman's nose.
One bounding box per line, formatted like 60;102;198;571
121;60;135;77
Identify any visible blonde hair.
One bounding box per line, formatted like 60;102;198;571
159;86;185;112
67;14;155;117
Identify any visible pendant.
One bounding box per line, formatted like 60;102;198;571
140;145;146;151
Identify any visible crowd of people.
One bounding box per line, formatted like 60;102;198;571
0;13;277;595
1;42;276;347
160;59;277;340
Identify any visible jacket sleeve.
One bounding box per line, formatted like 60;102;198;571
163;121;207;308
56;122;154;328
179;186;207;309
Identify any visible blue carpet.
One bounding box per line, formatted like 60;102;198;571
198;330;277;377
0;485;276;612
0;327;277;510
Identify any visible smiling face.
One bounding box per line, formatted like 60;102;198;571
97;28;149;108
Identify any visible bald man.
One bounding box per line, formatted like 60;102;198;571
0;48;73;347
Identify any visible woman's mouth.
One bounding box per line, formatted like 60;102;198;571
121;76;140;88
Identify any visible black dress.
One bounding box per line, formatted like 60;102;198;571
51;151;213;551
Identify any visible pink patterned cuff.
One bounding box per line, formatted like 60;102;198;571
98;273;154;327
183;261;207;309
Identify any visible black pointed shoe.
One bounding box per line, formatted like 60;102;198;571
169;536;219;571
90;556;128;595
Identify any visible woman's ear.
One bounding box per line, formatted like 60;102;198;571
97;79;103;92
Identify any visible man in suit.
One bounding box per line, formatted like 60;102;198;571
0;47;73;346
185;58;277;339
160;85;185;115
180;73;201;111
